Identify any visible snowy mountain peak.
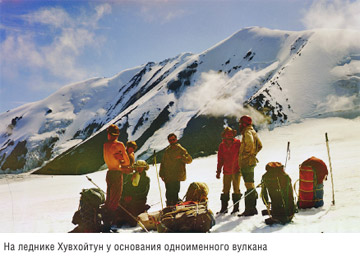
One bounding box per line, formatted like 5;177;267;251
1;27;359;174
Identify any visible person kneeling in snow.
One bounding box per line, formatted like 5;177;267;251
260;162;296;225
116;160;151;227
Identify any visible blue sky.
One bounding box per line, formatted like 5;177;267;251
1;0;359;113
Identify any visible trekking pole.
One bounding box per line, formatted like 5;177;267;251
261;187;272;217
325;133;335;205
284;141;290;170
86;176;103;191
153;150;164;209
85;176;149;233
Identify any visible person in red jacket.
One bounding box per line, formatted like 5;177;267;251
216;127;242;214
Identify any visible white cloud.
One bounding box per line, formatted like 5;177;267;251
302;0;360;30
139;1;186;24
0;4;112;91
163;9;186;24
317;94;358;112
94;3;112;22
179;70;267;124
23;7;71;28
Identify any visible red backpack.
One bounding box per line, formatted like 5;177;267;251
296;157;328;209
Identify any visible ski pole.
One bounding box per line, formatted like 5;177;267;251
153;150;164;209
261;185;271;217
284;141;290;170
85;176;149;233
86;176;103;191
325;133;335;205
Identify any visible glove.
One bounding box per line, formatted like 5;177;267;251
216;172;221;179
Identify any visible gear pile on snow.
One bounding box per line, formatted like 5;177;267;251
296;156;328;209
69;156;330;231
157;201;215;233
137;182;215;233
156;182;214;233
70;188;105;233
261;162;296;225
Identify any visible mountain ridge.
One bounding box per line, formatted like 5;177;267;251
1;27;359;174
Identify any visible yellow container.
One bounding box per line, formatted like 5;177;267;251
132;172;140;186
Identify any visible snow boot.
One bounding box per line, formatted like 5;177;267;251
262;209;271;216
265;217;282;226
217;193;230;214
230;193;242;214
238;189;258;217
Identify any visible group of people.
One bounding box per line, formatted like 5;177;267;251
102;124;151;228
215;115;329;225
216;115;262;217
102;125;193;228
102;113;328;229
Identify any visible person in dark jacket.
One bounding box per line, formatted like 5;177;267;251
261;162;296;225
216;127;242;214
160;133;192;206
117;160;151;227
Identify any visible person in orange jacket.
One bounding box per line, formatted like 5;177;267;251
216;127;242;214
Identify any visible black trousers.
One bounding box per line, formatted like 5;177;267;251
165;181;181;205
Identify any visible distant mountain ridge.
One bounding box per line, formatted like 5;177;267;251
1;27;359;174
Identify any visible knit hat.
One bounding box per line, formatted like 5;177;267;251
239;115;252;125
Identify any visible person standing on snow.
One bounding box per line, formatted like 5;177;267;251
237;115;262;216
216;127;242;214
160;133;192;206
103;124;131;222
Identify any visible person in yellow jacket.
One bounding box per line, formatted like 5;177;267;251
237;115;262;216
160;133;192;206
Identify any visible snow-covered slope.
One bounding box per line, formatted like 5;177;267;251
0;27;359;174
1;117;359;233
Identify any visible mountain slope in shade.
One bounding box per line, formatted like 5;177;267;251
0;27;359;174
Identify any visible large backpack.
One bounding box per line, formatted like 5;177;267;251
296;157;328;209
184;182;209;202
157;182;215;233
71;188;105;232
261;162;296;224
80;188;105;208
158;201;215;233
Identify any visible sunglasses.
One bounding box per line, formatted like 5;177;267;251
168;138;177;142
